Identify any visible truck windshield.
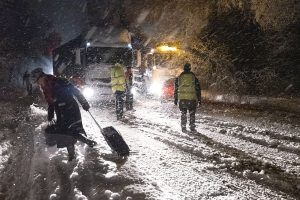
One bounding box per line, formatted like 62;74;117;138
86;47;132;66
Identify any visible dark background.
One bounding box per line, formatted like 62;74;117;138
0;0;299;96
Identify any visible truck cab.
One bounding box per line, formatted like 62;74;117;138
53;27;133;102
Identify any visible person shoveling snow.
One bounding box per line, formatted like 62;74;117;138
31;68;97;161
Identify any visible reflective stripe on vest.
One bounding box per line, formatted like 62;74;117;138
178;73;197;100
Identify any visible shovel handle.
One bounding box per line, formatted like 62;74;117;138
88;111;103;132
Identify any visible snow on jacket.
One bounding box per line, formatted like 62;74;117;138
111;64;126;93
174;71;201;102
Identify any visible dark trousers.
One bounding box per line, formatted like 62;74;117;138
115;91;125;119
126;92;133;110
179;100;197;130
54;100;93;145
25;83;32;95
67;145;75;160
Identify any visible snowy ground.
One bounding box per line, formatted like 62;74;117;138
0;96;300;200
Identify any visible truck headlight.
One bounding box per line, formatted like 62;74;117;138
82;87;94;98
148;81;163;97
131;87;138;96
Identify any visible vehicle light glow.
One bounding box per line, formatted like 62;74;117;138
148;81;163;97
131;87;138;97
82;87;94;99
157;45;178;52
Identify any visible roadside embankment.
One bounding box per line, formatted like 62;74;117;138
203;91;300;114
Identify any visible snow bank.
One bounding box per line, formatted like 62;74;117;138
30;104;47;116
202;90;300;114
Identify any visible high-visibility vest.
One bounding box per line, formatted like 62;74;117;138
178;73;197;100
111;65;126;92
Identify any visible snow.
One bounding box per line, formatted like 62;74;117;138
30;104;47;116
137;10;150;25
0;141;11;172
0;98;299;199
74;188;88;200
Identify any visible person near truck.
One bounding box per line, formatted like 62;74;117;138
111;63;126;120
125;66;133;110
31;68;97;161
23;70;32;95
174;63;201;133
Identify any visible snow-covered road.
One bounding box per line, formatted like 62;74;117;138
0;97;299;200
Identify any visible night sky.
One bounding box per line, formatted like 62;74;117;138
30;0;88;44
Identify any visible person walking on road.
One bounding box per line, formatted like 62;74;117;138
31;68;97;161
174;63;201;133
125;66;133;110
111;63;126;120
23;70;32;95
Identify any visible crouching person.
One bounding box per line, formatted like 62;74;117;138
31;68;97;161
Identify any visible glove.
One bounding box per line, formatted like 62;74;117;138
82;102;90;111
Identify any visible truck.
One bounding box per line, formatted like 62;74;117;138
52;27;133;102
143;45;182;99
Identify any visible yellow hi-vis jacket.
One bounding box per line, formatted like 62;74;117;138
111;64;126;93
178;73;200;100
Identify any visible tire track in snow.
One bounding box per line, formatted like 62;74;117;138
89;108;244;199
126;113;300;199
80;109;166;200
121;119;289;199
197;118;300;156
132;114;300;172
86;100;300;199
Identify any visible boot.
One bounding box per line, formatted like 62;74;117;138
68;154;75;162
67;145;76;161
190;125;197;133
117;114;123;120
182;127;187;133
190;128;197;133
86;139;97;147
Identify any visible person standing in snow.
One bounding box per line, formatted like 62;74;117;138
23;70;32;95
125;66;133;110
31;68;97;161
174;63;201;133
111;63;126;120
